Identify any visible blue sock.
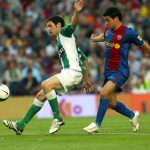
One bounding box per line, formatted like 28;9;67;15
96;98;109;127
114;101;135;119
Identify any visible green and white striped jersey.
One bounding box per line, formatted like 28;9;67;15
57;25;87;71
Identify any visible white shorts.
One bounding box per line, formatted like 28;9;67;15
56;69;83;93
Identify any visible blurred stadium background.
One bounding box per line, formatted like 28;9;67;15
0;0;150;95
0;0;150;150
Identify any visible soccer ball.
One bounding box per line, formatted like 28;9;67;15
0;84;10;101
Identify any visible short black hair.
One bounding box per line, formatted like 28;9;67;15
103;7;122;21
46;16;65;27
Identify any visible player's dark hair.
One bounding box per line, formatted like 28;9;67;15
103;7;122;21
46;16;65;27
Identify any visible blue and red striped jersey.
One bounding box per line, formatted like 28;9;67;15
104;25;144;77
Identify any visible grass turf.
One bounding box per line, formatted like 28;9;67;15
0;113;149;150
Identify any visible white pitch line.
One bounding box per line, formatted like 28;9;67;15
0;132;150;136
92;132;150;136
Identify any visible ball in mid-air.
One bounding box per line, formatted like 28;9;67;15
0;84;10;101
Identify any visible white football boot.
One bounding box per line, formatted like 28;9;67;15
3;120;23;135
130;111;140;132
49;118;65;134
83;122;99;133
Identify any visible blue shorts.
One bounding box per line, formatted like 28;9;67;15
103;71;129;92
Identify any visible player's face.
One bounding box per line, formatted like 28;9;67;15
46;21;59;36
104;16;116;29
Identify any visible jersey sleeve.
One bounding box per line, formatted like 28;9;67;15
60;25;75;37
129;28;144;46
79;49;88;61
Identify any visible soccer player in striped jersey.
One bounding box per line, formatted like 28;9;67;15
3;0;93;135
83;7;150;133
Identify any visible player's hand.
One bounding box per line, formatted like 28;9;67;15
82;81;96;94
91;33;99;42
74;0;84;12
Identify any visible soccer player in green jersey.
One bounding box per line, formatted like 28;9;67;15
3;0;93;135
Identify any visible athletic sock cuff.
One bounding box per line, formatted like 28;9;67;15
33;98;44;107
46;90;57;100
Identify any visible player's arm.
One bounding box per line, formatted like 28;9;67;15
91;33;105;42
82;60;96;93
141;41;150;54
71;0;84;29
80;51;89;86
80;50;95;93
129;29;150;53
82;60;89;83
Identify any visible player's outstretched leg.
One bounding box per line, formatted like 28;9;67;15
112;101;140;132
3;120;23;135
3;97;44;135
49;118;65;134
130;111;140;132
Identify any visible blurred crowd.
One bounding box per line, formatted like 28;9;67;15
0;0;150;96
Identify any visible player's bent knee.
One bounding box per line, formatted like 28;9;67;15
108;104;116;109
36;91;46;102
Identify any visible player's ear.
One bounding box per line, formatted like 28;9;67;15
114;16;119;22
56;22;62;29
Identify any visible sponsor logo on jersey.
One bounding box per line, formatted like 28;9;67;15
114;43;120;49
117;35;122;40
105;41;121;49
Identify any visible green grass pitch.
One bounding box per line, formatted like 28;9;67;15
0;113;149;150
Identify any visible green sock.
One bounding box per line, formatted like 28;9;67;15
17;104;42;129
48;98;61;120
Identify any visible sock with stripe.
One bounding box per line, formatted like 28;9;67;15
17;98;44;129
46;90;61;120
48;98;61;120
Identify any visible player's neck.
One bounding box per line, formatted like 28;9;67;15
114;22;122;30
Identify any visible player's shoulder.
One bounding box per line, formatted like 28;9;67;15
125;26;136;34
123;26;138;38
61;24;70;29
60;24;70;33
60;24;75;37
118;24;132;32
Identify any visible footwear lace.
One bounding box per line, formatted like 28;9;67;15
7;121;16;128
